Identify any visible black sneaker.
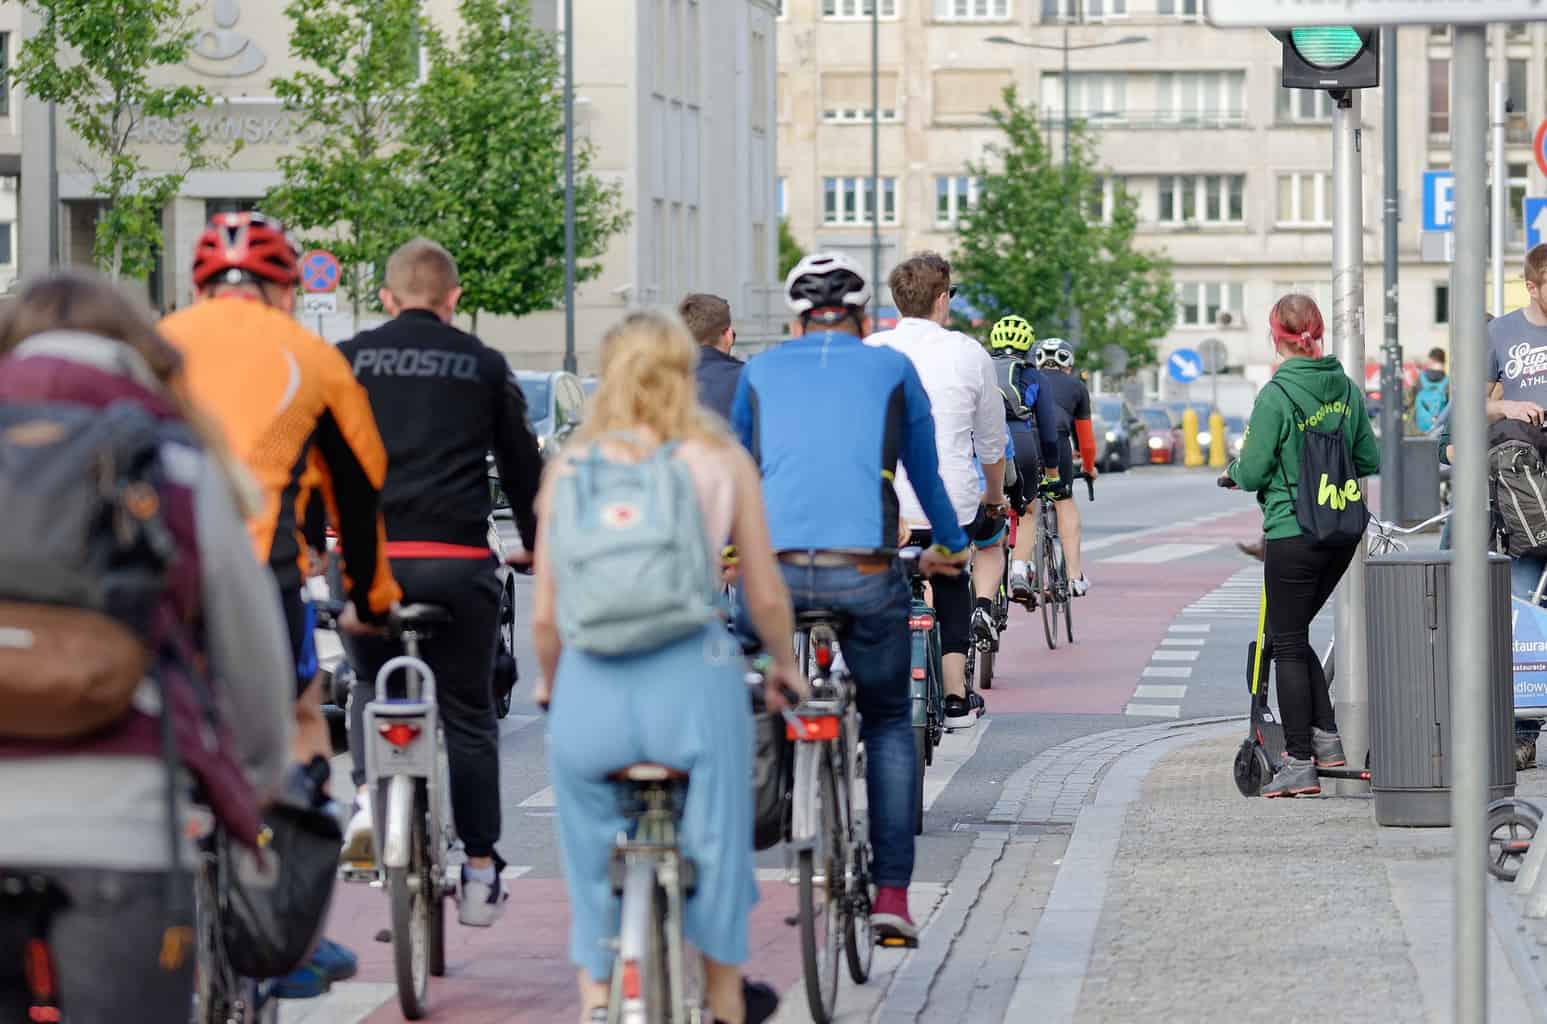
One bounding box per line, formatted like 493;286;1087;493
971;606;996;647
944;695;975;731
966;690;986;717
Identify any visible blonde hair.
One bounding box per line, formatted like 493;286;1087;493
385;237;459;306
577;310;728;447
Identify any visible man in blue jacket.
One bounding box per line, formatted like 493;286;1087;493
681;292;742;421
732;253;968;946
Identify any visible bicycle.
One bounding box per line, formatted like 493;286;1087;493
194;831;277;1024
1034;475;1094;650
902;548;946;838
784;609;876;1024
352;603;456;1020
974;515;1014;692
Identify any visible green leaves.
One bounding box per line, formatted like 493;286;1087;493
14;0;215;280
778;220;804;281
953;87;1175;373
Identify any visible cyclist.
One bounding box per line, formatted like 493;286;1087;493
1034;337;1099;596
160;211;401;995
867;253;1008;730
0;271;291;1022
987;315;1061;604
732;252;969;946
335;238;543;925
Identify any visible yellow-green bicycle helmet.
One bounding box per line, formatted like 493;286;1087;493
989;315;1035;353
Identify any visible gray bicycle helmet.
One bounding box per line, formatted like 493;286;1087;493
1034;337;1075;369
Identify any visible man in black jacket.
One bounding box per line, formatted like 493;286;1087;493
681;292;742;421
336;238;541;926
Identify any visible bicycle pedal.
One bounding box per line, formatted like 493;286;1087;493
877;934;918;949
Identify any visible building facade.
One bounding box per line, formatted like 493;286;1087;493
775;1;1547;397
11;0;779;369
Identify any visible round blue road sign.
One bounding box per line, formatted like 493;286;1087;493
1167;348;1203;384
301;250;341;294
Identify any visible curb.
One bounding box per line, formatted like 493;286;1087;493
1001;719;1241;1023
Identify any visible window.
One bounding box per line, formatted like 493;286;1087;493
1088;176;1126;223
1158;175;1243;224
935;0;1010;18
1428;58;1449;135
823;176;898;226
821;71;900;123
1274;280;1332;315
1176;282;1245;327
0;221;12;266
1042;0;1124;18
1276;172;1331;226
1040;71;1126;124
936;175;980;226
1276;81;1334;123
1500;161;1530;249
1157;0;1201;16
749;31;767;131
1155;71;1245;128
1507;59;1529;143
776;178;788;220
1434;284;1449;326
824;0;897;17
0;33;9;118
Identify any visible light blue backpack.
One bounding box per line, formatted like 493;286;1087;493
548;438;720;656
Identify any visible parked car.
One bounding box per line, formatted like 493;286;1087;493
1091;396;1150;472
1224;415;1248;460
1136;406;1182;464
514;369;586;457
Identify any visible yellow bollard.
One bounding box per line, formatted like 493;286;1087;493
1182;407;1203;467
1208;411;1228;468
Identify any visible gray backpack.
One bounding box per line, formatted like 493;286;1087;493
548;439;719;656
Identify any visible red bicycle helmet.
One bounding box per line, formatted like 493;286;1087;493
191;211;300;289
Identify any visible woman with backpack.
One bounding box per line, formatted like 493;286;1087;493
0;271;293;1022
1222;294;1380;799
531;310;803;1024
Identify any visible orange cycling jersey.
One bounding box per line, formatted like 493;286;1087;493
161;297;401;619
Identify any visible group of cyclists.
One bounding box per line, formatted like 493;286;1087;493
0;209;1104;1024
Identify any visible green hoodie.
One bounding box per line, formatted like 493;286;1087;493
1228;355;1381;540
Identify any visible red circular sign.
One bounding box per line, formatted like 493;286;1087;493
300;250;341;294
1536;120;1547;181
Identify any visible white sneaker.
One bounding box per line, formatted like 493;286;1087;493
339;792;373;865
457;867;508;927
1071;574;1091;597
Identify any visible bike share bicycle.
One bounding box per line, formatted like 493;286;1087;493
336;603;456;1020
1034;475;1095;650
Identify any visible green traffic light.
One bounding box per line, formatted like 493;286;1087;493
1290;26;1365;70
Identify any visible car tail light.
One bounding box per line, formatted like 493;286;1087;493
908;614;935;631
378;722;422;748
787;715;841;742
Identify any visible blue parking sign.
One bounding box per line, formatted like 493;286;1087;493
1422;170;1455;232
1167;349;1203;384
1526;197;1547;250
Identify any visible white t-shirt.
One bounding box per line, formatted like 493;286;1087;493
866;318;1007;527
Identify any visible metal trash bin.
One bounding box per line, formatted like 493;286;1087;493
1366;551;1515;827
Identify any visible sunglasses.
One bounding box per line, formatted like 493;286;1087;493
948;285;959;299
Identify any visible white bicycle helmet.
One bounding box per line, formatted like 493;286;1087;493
1034;337;1075;369
784;252;872;321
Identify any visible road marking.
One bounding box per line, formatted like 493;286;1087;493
756;867;791;882
1097;542;1217;565
1150;650;1200;662
1133;684;1187;699
278;983;396;1024
1169;623;1211;633
501;865;532;880
1123;703;1181;719
518;786;555;808
1160;637;1205;647
922;719;992;812
1142;665;1192;678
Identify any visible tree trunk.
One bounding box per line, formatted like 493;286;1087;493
110;238;124;281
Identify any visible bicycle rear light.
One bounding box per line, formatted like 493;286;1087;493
378;722;423;748
813;644;834;670
787;715;841;742
908;613;935;631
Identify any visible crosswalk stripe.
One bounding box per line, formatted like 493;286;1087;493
1097;542;1217;565
1150;650;1200;662
1124;703;1181;719
1142;665;1193;678
1133;684;1187;699
1169;624;1211;633
1160;637;1205;647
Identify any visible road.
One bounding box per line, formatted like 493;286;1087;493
286;466;1279;1024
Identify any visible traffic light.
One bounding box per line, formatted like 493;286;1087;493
1274;26;1379;91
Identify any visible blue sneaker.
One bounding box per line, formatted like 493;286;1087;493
309;937;359;983
269;964;329;1000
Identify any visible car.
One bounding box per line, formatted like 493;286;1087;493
1163;401;1215;461
513;369;586;457
1136;406;1181;464
1224;415;1248;460
1091;396;1150;472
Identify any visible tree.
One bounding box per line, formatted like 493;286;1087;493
953;88;1175;372
264;0;426;314
13;0;216;280
402;0;626;330
777;219;804;280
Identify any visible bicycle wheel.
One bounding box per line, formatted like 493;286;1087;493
978;643;995;690
1062;560;1075;645
390;784;432;1020
1039;534;1060;650
842;733;875;984
799;758;842;1024
912;724;927;837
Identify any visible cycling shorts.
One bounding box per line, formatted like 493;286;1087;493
1007;423;1043;507
1052;433;1076;494
281;588;320;697
969;505;1008;549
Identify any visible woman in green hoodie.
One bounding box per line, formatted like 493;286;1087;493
1225;294;1380;798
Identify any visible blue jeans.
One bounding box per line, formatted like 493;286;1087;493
750;562;916;888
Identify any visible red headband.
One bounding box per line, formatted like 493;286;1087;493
1269;303;1324;358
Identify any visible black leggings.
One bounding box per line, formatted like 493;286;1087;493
1265;535;1359;760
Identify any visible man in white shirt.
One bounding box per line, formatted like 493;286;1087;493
869;253;1009;729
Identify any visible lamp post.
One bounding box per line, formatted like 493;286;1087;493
985;31;1147;350
562;0;577;374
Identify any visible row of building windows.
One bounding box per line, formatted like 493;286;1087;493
788;0;1208;20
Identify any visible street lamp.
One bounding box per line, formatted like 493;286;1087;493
985;30;1148;349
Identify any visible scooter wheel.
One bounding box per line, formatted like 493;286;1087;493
1233;739;1268;797
1486;798;1542;882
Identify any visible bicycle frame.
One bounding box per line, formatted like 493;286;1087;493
787;624;853;851
611;780;695;1024
363;646;444;873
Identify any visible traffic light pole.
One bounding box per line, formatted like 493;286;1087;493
1379;27;1403;526
1451;26;1490;1024
1330;89;1371;796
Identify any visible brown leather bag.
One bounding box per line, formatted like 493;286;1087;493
0;602;152;739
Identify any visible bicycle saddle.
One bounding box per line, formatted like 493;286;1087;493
394;603;454;628
608;763;690;783
795;609;851;632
